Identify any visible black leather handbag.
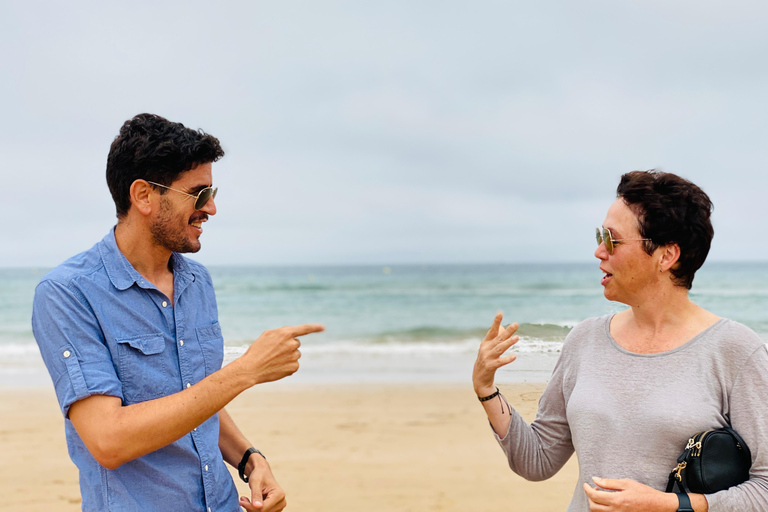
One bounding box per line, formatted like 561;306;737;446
666;427;752;494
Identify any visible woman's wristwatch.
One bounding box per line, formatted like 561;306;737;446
676;492;694;512
238;447;266;483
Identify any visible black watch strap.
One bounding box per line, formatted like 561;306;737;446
238;447;266;483
676;492;694;512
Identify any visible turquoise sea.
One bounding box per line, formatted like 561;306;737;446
2;262;767;386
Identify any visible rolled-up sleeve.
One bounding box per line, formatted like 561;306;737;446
32;279;123;417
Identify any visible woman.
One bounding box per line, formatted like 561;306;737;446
473;170;768;511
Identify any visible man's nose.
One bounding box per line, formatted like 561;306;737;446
201;196;217;216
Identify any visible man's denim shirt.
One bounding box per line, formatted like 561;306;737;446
32;229;239;512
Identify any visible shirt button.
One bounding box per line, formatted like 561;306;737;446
162;301;168;307
208;508;211;512
179;340;184;347
186;383;191;388
205;465;209;471
62;350;71;358
193;427;198;431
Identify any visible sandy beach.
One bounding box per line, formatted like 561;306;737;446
1;383;578;512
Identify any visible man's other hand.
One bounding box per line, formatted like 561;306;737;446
239;454;286;512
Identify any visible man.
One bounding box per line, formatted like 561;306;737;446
32;113;323;512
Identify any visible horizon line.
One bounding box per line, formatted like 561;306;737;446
2;259;767;270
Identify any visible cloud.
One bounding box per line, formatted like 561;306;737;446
2;0;767;266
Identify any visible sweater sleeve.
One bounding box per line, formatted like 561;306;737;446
492;342;575;481
707;344;768;512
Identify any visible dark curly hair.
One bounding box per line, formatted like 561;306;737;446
106;113;225;218
617;170;714;290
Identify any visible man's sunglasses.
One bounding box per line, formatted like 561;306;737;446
146;181;218;211
596;227;651;255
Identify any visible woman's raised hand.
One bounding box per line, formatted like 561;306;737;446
472;313;520;397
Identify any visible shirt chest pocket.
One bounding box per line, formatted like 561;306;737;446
196;322;224;377
116;333;172;404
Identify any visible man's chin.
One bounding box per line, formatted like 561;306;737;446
181;240;202;254
149;220;204;254
163;238;202;254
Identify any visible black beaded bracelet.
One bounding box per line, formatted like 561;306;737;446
238;447;266;483
478;387;500;402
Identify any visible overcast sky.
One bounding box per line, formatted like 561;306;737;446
2;0;767;267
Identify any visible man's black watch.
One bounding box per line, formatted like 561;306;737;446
238;447;266;483
676;492;694;512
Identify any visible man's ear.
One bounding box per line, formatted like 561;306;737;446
129;180;154;216
659;243;681;273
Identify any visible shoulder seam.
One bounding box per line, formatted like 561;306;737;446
728;343;768;400
40;258;106;288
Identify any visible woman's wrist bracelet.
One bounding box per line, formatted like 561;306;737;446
477;387;500;402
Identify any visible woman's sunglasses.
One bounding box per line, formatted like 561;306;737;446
595;227;650;254
147;181;218;210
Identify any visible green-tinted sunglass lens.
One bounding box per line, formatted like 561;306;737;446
596;228;614;254
194;187;217;210
603;228;613;254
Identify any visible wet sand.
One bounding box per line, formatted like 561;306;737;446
0;383;578;512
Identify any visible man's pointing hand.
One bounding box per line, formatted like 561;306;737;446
239;324;325;385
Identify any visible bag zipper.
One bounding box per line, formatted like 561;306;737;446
691;430;713;457
674;429;713;481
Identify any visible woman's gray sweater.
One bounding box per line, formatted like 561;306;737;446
494;315;768;511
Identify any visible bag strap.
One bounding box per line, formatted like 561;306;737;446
666;473;676;493
667;455;690;494
666;473;690;493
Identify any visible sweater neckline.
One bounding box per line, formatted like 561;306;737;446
603;314;727;357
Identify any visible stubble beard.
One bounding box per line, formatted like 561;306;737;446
149;196;201;254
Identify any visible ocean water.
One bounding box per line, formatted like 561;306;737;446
2;262;767;385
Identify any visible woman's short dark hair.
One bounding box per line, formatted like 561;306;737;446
106;113;225;218
617;170;714;290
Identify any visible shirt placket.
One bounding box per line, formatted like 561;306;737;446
174;273;215;512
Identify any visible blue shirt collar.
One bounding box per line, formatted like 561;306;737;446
98;228;194;292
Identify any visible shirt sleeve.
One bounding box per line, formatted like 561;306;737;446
707;344;768;512
32;279;123;417
492;347;575;481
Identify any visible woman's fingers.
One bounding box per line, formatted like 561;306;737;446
486;323;519;354
483;321;520;359
474;317;520;392
483;313;504;341
494;334;519;355
499;322;519;339
496;353;517;368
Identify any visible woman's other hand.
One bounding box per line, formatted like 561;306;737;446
473;313;520;396
584;477;707;511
